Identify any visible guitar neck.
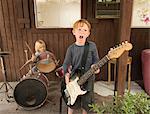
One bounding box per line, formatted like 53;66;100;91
78;55;109;86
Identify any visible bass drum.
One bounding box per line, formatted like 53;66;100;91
14;73;49;110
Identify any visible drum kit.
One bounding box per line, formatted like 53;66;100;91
0;46;58;110
15;51;58;110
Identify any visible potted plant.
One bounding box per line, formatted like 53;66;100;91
89;91;150;114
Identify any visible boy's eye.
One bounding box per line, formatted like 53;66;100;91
77;28;88;32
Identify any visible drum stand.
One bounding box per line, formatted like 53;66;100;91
0;55;13;102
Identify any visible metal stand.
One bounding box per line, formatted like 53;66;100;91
113;58;119;98
0;55;13;102
59;96;63;114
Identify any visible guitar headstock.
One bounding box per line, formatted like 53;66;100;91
107;41;132;59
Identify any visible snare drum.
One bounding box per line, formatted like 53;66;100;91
14;73;49;110
36;58;56;73
35;51;57;73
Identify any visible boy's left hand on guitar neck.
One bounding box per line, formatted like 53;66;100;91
91;64;100;74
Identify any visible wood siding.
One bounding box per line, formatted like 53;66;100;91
0;0;149;82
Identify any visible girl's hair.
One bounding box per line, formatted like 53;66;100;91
73;19;91;31
35;40;46;52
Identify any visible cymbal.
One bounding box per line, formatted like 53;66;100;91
0;51;10;55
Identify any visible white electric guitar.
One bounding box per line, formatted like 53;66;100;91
61;41;133;106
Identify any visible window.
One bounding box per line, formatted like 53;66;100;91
34;0;81;28
95;0;120;19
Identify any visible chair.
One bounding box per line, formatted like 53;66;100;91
107;56;132;91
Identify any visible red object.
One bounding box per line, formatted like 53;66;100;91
142;49;150;95
55;66;64;78
55;66;71;78
39;52;49;60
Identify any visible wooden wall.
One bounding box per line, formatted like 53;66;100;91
130;29;150;80
0;0;149;81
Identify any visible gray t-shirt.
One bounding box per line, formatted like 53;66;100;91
63;41;99;77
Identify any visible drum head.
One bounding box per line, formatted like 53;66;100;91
14;78;48;110
36;59;56;73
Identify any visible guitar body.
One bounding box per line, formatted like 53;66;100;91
61;76;87;106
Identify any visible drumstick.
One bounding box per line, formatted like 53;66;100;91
20;49;32;71
19;59;32;71
19;42;34;71
25;41;33;54
24;49;32;70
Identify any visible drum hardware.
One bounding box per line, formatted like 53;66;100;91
0;51;10;56
0;49;13;102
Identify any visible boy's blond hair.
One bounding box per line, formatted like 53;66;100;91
35;40;46;52
73;19;91;31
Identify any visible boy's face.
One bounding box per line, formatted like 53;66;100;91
72;23;90;44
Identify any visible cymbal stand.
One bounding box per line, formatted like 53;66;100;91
0;55;13;102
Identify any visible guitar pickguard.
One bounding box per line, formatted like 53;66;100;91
65;77;87;105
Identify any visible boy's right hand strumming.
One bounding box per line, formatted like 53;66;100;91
65;73;70;85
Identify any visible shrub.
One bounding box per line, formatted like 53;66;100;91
89;91;150;114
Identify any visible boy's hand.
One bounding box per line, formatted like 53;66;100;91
65;73;70;85
91;64;100;74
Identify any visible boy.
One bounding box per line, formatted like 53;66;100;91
62;19;100;114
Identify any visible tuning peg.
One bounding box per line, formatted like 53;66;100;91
110;48;113;51
119;44;122;46
125;41;128;43
114;46;117;49
122;42;125;45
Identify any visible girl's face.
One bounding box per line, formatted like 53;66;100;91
72;23;90;45
35;42;45;52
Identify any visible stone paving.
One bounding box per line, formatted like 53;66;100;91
0;81;144;114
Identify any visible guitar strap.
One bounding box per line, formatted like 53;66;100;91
79;41;89;75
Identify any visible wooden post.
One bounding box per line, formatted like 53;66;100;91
117;0;133;95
